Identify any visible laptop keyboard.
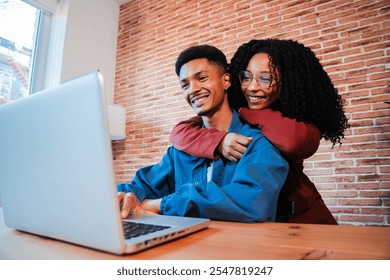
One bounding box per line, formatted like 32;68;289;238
122;221;171;239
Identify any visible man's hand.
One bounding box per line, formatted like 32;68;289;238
117;192;161;218
218;133;252;161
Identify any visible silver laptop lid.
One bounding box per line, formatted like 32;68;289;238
0;71;126;254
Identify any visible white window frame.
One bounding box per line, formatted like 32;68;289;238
22;0;63;94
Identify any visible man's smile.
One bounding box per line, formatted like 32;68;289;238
191;93;210;106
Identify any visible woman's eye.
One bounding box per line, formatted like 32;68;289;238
261;77;270;82
259;76;271;83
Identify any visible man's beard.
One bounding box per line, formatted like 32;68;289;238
195;101;223;118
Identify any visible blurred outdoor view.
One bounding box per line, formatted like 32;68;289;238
0;0;39;104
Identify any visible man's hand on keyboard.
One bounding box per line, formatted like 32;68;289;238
117;192;161;218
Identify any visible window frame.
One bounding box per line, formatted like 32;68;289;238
23;0;59;94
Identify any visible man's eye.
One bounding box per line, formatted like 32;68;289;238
181;83;189;90
199;76;208;81
243;76;251;81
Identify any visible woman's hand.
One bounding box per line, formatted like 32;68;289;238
218;133;252;161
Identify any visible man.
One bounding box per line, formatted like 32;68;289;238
117;45;288;223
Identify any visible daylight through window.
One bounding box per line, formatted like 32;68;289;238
0;0;40;104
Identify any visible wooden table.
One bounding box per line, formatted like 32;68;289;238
0;208;390;260
1;207;389;260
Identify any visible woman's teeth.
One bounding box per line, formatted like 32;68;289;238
248;95;265;101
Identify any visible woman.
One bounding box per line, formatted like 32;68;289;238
170;39;349;224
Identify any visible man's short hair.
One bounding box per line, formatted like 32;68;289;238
175;45;228;76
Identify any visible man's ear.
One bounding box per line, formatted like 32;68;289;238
223;73;231;90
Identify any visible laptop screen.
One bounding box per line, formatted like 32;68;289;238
0;71;126;253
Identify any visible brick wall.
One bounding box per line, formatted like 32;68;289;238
113;0;390;226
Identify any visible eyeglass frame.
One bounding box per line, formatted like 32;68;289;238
238;70;277;90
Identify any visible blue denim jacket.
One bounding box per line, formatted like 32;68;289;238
117;111;288;222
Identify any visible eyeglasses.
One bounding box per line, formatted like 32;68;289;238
239;70;274;90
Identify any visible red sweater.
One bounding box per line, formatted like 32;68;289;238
170;108;337;224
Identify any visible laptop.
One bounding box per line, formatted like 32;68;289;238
0;71;210;255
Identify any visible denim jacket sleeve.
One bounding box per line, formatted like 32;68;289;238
116;148;176;202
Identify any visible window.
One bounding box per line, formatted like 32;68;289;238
0;0;52;105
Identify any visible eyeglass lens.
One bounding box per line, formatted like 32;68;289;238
239;70;272;89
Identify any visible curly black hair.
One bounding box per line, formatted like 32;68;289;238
228;38;349;146
175;44;228;76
